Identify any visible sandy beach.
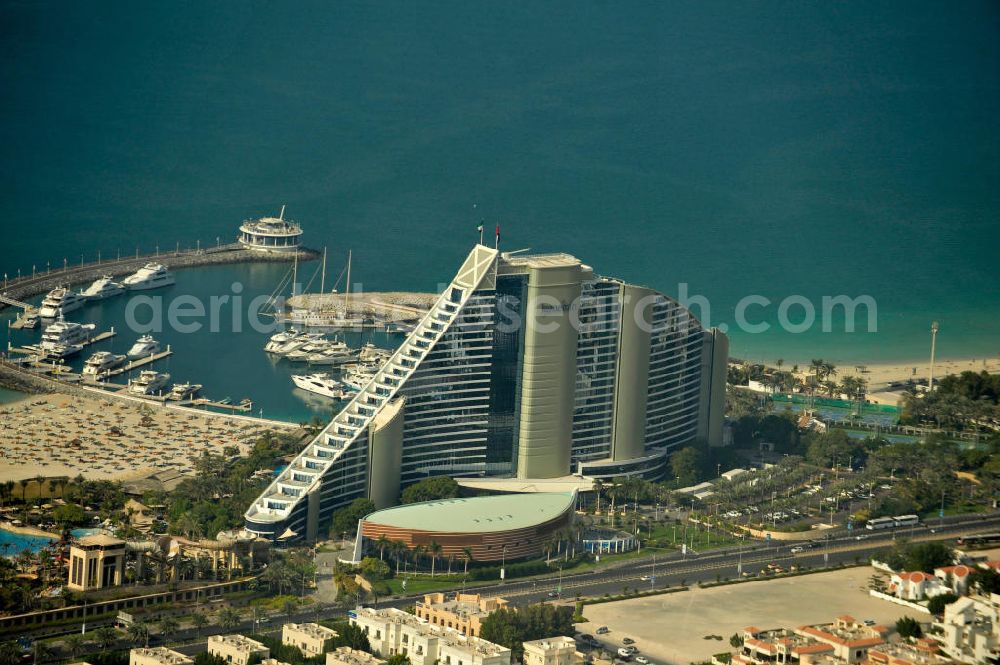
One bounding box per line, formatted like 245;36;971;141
0;392;283;483
781;356;1000;389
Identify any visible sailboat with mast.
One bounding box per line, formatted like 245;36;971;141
280;249;365;329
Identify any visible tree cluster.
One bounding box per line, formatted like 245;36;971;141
400;477;460;504
479;604;575;661
876;541;954;573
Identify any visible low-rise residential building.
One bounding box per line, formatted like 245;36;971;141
795;615;888;663
863;639;953;665
207;634;270;665
933;566;973;596
129;648;193;665
415;593;508;638
522;636;583;665
261;660;293;665
933;594;1000;663
283;622;338;656
729;619;887;665
326;649;386;665
734;626;836;665
350;607;510;665
888;572;951;601
437;630;510;665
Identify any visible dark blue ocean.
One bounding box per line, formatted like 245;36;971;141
2;1;998;421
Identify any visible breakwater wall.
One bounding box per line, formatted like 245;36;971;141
0;244;318;309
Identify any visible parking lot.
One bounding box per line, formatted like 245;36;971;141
579;567;915;665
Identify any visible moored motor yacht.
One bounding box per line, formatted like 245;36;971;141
122;263;175;290
264;328;302;353
82;351;126;376
291;373;346;399
80;275;125;301
272;332;324;356
127;335;160;359
127;370;171;395
306;346;358;366
167;383;202;400
40;319;96;351
38;286;86;318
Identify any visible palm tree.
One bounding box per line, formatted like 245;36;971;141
18;479;29;503
33;475;45;500
173;513;201;540
191;612;209;636
262;560;293;594
63;634;86;658
218;607;241;631
428;541;442;577
94;626;118;650
376;534;390;561
593;479;604;514
158;615;180;635
412;544;427;572
126;621;150;646
33;640;55;664
462;547;474;576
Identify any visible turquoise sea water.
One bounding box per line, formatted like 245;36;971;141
1;2;998;371
0;264;404;424
0;386;28;404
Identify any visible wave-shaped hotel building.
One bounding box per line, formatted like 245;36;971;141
244;244;728;542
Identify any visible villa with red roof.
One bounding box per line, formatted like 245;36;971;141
888;571;951;601
933;565;973;595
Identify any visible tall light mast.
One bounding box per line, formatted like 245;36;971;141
928;321;939;391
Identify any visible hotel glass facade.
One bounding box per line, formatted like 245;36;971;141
245;245;726;541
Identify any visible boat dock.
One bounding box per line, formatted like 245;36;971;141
7;329;118;357
105;348;173;376
8;308;39;330
187;397;254;412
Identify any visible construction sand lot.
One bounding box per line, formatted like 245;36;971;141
581;567;916;665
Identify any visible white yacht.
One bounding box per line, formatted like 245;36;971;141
359;342;392;364
122;263;175;290
82;351;126;376
128;370;171;395
38;287;86;318
167;383;201;400
127;335;160;359
40;319;96;351
284;338;335;361
271;332;324;356
306;346;358;366
263;328;301;353
291;373;346;399
41;343;84;360
80;275;125;301
341;367;377;392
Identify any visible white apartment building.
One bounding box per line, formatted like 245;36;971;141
350;607;510;665
129;648;193;665
326;647;387;665
283;622;338;657
934;594;1000;663
207;634;271;665
522;637;583;665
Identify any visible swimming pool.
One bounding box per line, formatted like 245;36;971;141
0;528;55;556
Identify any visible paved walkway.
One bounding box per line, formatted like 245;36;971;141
314;540;353;604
